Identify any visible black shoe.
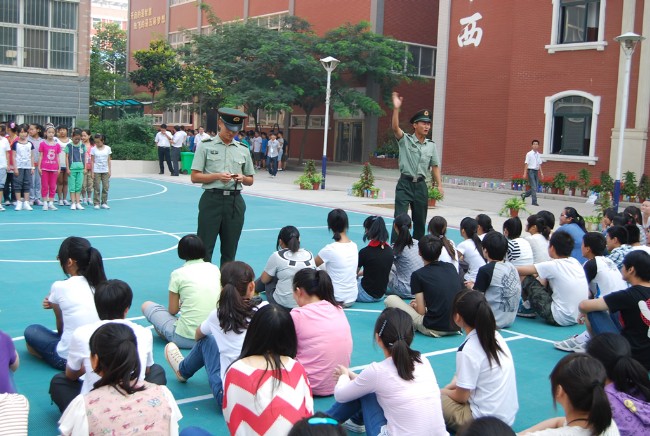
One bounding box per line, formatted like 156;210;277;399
532;203;539;206
159;172;164;174
171;174;179;176
520;193;526;201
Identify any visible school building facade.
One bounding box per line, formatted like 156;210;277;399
126;0;438;163
0;0;92;127
433;0;650;180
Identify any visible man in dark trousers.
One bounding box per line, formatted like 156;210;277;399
391;92;443;242
191;108;256;265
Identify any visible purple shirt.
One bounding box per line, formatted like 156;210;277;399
0;331;17;393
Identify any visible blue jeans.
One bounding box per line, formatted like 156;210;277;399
524;169;539;204
23;324;67;370
143;303;196;349
179;335;223;407
356;278;384;303
327;393;387;436
588;311;622;335
180;427;214;436
268;157;278;176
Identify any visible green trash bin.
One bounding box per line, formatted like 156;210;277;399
180;152;194;175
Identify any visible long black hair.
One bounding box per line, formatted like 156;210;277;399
587;333;650;400
58;236;107;288
453;290;502;367
277;225;301;252
460;217;483;255
623;206;643;226
392;213;414;255
428;216;457;260
362;216;388;243
238;304;298;391
375;308;421;381
550;354;612;435
526;214;551;240
503;217;523;240
90;323;144;394
475;214;494;234
217;261;256;334
293;268;338;307
327;209;349;242
563;207;587;233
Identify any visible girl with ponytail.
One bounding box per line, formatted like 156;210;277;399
24;236;105;370
556;206;588;263
520;353;618;435
291;268;352;396
525;214;552;263
59;323;181;435
258;225;315;309
327;308;447;436
357;216;394;302
315;209;358;306
457;217;486;282
388;213;424;298
429;216;460;271
163;261;266;407
441;290;518;432
587;333;650;435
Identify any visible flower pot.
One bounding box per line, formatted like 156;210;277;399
509;208;519;218
551;187;559;195
312;182;320;190
569;188;576;196
525;185;531;191
428;198;436;207
639;197;646;203
581;189;589;197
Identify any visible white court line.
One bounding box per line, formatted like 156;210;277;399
110;178;168;202
176;394;215;405
0;233;174;243
12;319;151;341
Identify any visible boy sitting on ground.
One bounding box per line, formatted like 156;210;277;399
516;232;588;326
469;231;521;329
606;225;632;269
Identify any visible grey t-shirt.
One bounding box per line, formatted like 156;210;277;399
474;261;522;328
390;240;424;297
264;248;315;308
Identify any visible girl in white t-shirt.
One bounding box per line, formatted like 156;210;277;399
23;237;105;370
441;290;518;432
91;133;112;209
525;214;552;264
55;125;71;206
429;216;460;272
520;354;619;436
457;217;486;283
315;209;358;306
503;217;534;266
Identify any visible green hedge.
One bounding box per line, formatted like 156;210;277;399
110;141;158;161
89;116;158;161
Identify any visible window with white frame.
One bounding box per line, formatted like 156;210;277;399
543;91;600;164
291;115;325;129
253;109;284;126
0;0;78;70
403;43;436;78
546;0;606;53
21;114;74;126
170;0;195;6
164;105;192;125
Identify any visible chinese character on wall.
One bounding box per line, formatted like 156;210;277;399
458;12;483;47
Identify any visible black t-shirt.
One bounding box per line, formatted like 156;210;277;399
411;262;461;331
358;244;394;298
604;285;650;370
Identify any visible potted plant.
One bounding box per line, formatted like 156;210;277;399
578;168;591;197
583;215;600;232
638;174;650;203
541;177;553;193
552;172;567;195
352;162;377;197
310;173;323;190
623;171;638;201
511;175;525;191
294;159;319;190
567;177;579;196
600;171;614;196
427;185;444;207
500;196;529;218
590;179;602;194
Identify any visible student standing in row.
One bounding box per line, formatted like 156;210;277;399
91;134;111;209
38;125;61;211
11;124;34;211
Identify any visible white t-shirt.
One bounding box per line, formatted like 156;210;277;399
155;131;171;147
267;139;280;158
524;149;542;170
632;244;650;255
47;276;100;359
252;137;262;153
264;249;315;308
455;330;518;425
588;256;627;298
507;237;534;266
172;131;186;148
534;258;589;326
57;139;71;167
525;233;551;264
194;132;210;149
318;241;359;305
457;239;486;282
199;301;268;382
524;421;620;436
0;136;9;168
66;319;154;395
438;239;460;272
91;146;111;173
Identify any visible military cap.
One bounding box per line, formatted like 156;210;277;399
218;108;248;132
410;109;432;124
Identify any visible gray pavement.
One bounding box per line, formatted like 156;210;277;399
120;159;607;231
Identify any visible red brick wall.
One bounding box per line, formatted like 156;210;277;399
128;0;168;72
249;0;290;17
384;0;438;45
294;0;371;36
169;3;199;30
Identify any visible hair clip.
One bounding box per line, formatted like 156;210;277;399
378;319;388;337
307;417;339;426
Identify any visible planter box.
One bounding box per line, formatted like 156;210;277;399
369;156;399;169
111;160;160;176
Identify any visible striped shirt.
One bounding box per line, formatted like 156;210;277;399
0;394;29;436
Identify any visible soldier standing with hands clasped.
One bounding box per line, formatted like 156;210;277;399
191;108;255;266
391;92;443;243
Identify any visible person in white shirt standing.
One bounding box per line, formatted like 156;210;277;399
193;126;210;151
154;124;173;175
170;125;187;176
0;127;10;211
521;139;543;207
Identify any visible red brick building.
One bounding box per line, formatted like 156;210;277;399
434;0;650;180
126;0;438;163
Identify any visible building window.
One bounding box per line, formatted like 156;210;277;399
543;91;600;164
21;114;74;126
0;0;78;71
170;0;195;6
546;0;606;53
164;105;192;125
250;109;285;127
291;115;325;129
403;43;436;78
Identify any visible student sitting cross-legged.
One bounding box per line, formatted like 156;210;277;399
469;231;521;329
385;234;461;337
516;232;589;326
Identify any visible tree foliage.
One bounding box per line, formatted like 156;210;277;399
129;40;183;107
90;22;128;102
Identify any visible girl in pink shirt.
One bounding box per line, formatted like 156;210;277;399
39;126;61;211
81;130;93;205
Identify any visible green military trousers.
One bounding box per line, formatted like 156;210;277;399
197;189;246;266
392;176;428;243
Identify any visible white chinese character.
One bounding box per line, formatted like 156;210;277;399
458;12;483;47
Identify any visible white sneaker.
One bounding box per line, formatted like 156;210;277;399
58;200;64;206
94;205;100;209
101;203;110;209
76;203;84;210
343;419;366;433
15;201;22;211
49;202;57;211
63;199;71;206
23;202;32;211
0;204;4;211
43;203;48;211
71;203;76;210
164;343;187;382
554;334;587;353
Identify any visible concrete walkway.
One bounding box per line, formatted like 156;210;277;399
118;159;607;231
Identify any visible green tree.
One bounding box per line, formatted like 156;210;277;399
173;64;223;126
129;40;183;108
90;22;128;102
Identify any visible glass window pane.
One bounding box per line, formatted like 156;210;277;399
24;114;48;125
0;0;19;24
561;5;585;43
24;28;48;68
407;45;420;74
53;1;77;30
50;31;74;69
553;96;592;115
50;116;73;127
0;26;18;65
419;47;434;77
25;0;49;27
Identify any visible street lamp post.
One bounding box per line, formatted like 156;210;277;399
320;56;340;189
613;32;645;211
103;60;116;100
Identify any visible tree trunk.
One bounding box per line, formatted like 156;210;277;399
299;110;312;165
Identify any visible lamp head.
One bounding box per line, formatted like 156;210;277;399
320;56;340;72
615;32;645;55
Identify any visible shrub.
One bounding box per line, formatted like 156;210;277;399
110;141;157;160
90;116;157;147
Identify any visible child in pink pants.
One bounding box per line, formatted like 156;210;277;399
39;126;61;211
